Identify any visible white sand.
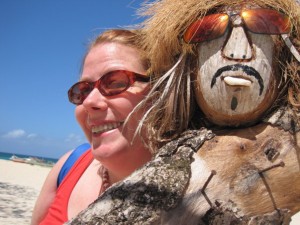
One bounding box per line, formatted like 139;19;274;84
0;159;299;225
0;159;51;225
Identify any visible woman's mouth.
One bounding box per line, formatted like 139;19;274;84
92;122;123;135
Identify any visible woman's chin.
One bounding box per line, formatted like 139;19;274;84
91;139;130;161
92;146;115;160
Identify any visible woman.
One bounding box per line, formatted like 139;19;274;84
31;29;152;224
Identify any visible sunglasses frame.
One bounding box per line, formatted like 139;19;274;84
68;70;150;105
183;8;291;44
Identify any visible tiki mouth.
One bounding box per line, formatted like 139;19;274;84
223;76;252;87
211;64;264;95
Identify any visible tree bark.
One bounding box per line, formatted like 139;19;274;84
66;129;214;225
67;108;300;225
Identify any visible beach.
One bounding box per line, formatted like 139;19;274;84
0;159;51;225
0;159;299;225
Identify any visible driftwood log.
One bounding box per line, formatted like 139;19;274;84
66;108;300;225
163;123;300;224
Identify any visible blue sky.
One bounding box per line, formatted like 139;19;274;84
0;0;147;159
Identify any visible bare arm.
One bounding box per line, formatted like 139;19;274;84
31;150;72;225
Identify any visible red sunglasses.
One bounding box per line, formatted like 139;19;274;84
183;8;291;43
68;70;150;105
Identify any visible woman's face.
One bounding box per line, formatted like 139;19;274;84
75;42;151;166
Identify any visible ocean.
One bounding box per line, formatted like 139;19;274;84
0;151;58;164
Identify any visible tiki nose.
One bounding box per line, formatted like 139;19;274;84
222;27;253;61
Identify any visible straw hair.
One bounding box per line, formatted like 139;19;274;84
139;0;300;75
134;0;300;151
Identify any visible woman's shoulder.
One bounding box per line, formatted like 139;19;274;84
57;143;91;187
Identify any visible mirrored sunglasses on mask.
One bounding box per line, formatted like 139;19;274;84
183;8;291;43
68;70;150;105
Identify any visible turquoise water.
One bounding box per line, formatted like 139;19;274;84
0;151;58;163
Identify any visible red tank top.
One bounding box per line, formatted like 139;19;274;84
40;149;93;225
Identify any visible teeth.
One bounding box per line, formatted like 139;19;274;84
224;76;252;87
92;122;122;134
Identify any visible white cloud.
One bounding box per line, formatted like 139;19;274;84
2;129;38;139
65;133;84;143
27;133;37;139
2;129;26;138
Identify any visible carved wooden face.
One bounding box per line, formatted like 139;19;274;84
192;7;280;126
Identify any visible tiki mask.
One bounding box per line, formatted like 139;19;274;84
189;7;284;126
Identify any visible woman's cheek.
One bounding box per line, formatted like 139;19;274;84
75;106;91;142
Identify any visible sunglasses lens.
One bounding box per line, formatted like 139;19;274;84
100;71;131;96
242;9;290;34
68;70;144;105
68;82;92;105
184;13;229;43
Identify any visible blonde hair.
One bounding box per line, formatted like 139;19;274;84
134;0;300;151
81;29;150;73
91;29;141;49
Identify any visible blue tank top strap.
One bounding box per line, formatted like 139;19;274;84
57;143;91;187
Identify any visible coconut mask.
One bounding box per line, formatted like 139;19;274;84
189;7;286;126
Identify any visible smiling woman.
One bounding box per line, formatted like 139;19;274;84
30;29;152;225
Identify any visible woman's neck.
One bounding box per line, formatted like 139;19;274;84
97;146;152;184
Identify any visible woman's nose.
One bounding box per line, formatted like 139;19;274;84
221;27;254;61
82;88;108;111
